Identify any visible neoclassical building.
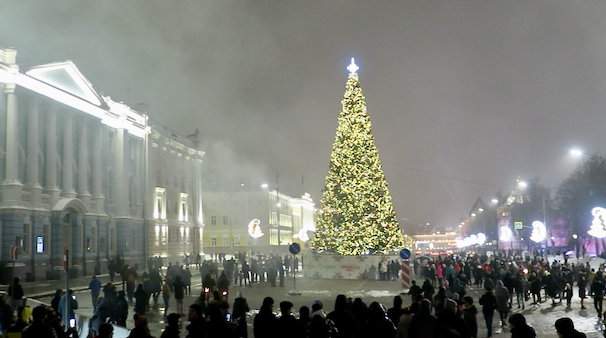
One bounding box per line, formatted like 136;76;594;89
0;48;204;282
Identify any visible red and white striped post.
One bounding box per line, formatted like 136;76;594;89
401;259;410;289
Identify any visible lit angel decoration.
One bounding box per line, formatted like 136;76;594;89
247;219;264;239
530;221;547;243
588;207;606;238
500;226;513;242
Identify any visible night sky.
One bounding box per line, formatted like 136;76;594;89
2;1;606;233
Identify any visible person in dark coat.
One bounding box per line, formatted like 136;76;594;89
232;291;250;338
327;294;360;338
207;303;235;338
479;287;497;338
51;289;63;314
297;306;310;338
408;280;422;302
173;275;185;316
463;296;478;338
387;296;405;327
160;313;181;338
507;313;536;338
555;317;587;338
127;316;153;338
253;297;276;338
21;306;55;338
276;301;298;337
185;304;207;338
422;279;435;300
495;280;510;326
434;299;470;338
351;298;369;331
363;302;396;338
407;299;437;338
134;284;149;315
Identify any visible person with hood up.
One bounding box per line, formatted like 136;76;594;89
507;313;536;338
495;280;511;326
327;294;359;338
555;317;586;338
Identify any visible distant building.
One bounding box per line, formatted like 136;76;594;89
202;190;316;255
413;232;458;256
0;48;204;282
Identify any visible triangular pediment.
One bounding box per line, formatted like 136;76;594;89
25;61;103;106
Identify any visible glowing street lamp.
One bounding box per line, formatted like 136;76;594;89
491;198;499;204
518;181;528;189
570;149;584;157
261;183;269;189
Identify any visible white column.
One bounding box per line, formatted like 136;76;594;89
2;86;23;206
115;128;127;216
77;118;91;209
44;107;60;204
91;127;104;213
25;98;43;207
61;112;76;198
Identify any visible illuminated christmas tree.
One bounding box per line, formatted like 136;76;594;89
311;58;404;255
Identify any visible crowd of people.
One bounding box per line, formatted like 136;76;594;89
0;252;603;338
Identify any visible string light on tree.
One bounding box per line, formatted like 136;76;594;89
310;58;404;255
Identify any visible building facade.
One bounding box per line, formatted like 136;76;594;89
202;189;315;256
0;48;204;282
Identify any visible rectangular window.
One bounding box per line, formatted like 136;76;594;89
154;187;166;219
234;217;240;225
100;238;106;252
222;216;228;225
179;193;189;222
211;216;217;225
36;236;44;253
222;236;229;246
234;237;240;246
211;237;217;246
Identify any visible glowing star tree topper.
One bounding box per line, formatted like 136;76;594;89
588;207;606;239
310;58;404;255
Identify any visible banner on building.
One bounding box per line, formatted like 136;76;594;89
303;253;400;280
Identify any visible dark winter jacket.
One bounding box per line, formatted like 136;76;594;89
253;306;277;338
479;291;497;315
510;324;536;338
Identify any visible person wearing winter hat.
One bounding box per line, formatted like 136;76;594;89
555;318;587;338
